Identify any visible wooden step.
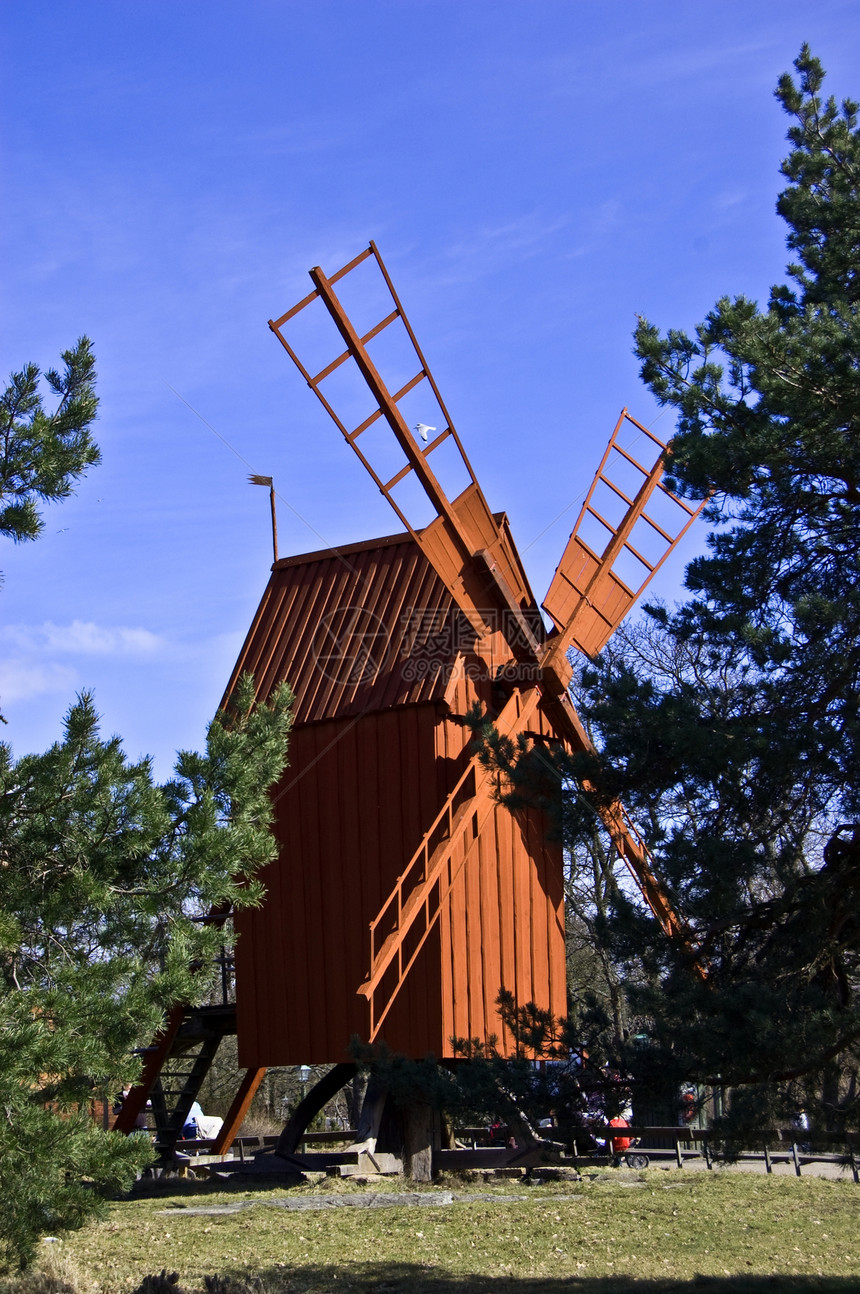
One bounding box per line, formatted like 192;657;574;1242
434;1147;516;1170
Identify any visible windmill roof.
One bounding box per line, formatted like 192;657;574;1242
226;529;477;724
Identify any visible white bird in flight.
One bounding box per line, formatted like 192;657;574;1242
414;422;436;443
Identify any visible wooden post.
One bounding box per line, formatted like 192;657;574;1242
211;1068;266;1156
440;1111;457;1151
402;1101;435;1183
269;482;278;562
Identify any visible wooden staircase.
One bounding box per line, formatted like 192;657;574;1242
145;1004;237;1152
114;977;266;1161
358;685;541;1040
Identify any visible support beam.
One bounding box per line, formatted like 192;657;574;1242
275;1062;358;1159
211;1067;267;1156
112;1004;185;1134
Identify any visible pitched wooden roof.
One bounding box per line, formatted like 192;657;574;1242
226;530;478;724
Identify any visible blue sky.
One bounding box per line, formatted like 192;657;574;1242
2;0;858;779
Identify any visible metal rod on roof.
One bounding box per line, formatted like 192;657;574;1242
248;474;278;562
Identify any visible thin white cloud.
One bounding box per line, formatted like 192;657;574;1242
0;660;77;703
430;213;572;289
713;189;750;211
0;620;167;657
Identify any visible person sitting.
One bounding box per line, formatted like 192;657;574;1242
181;1100;224;1142
182;1100;204;1140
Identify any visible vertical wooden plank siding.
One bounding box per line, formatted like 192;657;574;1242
477;826;498;1043
338;719;365;1056
494;800;517;1053
434;799;564;1058
230;530;565;1066
314;722;345;1058
447;819;470;1046
528;817;550;1025
237;707;449;1064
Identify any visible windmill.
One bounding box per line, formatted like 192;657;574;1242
116;243;705;1166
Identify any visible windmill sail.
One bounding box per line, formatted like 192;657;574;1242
269;243;538;647
542;410;706;662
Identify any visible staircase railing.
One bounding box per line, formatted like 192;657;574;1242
359;686;540;1040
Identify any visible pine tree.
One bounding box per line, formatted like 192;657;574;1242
0;675;292;1269
633;44;860;817
0;338;100;554
470;49;860;1137
1;337;101;723
561;46;860;1130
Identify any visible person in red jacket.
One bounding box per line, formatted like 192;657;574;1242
609;1115;633;1154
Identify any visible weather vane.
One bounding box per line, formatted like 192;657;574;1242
248;474;278;561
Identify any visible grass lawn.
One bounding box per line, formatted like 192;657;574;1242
12;1169;860;1293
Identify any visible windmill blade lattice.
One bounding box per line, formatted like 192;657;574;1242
269;244;536;636
543;409;706;661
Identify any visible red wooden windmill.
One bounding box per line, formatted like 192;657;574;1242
117;243;703;1160
231;241;705;1058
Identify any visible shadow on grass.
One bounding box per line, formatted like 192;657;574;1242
221;1263;860;1293
127;1173;305;1200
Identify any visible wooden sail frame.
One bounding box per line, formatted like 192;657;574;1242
269;243;538;647
542;409;707;662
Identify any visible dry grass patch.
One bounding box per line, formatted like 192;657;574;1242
6;1171;859;1293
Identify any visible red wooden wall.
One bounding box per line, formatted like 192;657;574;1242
228;532;566;1066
